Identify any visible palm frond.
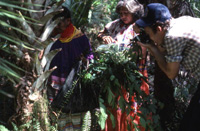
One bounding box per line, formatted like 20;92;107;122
0;32;35;50
0;89;15;98
0;1;41;12
31;66;57;91
0;9;38;23
0;62;21;81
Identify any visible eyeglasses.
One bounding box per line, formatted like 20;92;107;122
119;11;131;17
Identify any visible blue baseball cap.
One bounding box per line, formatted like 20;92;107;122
136;3;171;27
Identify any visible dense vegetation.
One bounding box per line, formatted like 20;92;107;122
0;0;200;130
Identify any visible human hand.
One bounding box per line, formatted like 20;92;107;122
137;41;160;57
137;41;155;49
38;49;44;60
102;36;116;44
80;54;89;69
157;44;166;54
137;41;165;54
51;37;58;42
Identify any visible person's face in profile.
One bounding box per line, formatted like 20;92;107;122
144;26;165;46
119;7;133;25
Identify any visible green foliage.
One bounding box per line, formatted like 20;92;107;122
70;0;119;26
0;0;63;84
10;117;52;131
61;86;74;107
63;0;119;49
81;44;161;130
0;0;66;130
0;1;32;83
11;121;32;131
174;72;198;102
0;125;9;131
63;0;93;28
162;72;199;130
82;111;92;131
0;1;41;12
187;0;200;17
2;0;199;130
98;98;108;129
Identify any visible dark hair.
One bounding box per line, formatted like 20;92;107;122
116;0;144;21
52;7;71;21
150;19;171;33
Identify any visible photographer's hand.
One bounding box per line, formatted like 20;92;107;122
137;41;155;49
137;41;180;79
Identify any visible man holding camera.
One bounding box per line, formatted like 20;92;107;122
133;3;200;131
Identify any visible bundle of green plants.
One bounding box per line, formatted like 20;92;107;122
81;43;161;130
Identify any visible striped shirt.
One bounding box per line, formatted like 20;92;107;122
163;16;200;81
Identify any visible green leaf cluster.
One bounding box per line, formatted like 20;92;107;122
81;44;161;130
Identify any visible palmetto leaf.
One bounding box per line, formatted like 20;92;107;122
0;89;15;98
0;9;39;24
0;32;35;50
27;0;46;20
0;1;40;12
43;0;65;19
0;58;24;72
39;9;63;25
26;0;45;8
40;19;61;42
31;66;56;91
0;60;22;82
17;11;38;44
2;0;43;7
43;48;61;71
36;46;61;75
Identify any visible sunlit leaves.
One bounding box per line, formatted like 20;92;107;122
0;1;40;12
0;125;9;131
0;9;38;24
82;111;91;131
98;98;108;130
81;43;161;130
0;32;34;50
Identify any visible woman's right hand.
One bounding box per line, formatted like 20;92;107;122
102;36;116;44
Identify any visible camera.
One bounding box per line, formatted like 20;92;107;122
132;28;151;44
